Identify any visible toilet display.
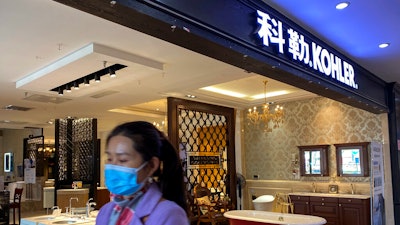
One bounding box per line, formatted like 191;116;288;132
252;195;275;211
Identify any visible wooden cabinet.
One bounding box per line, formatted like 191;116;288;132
96;188;110;210
339;197;371;225
291;195;310;215
290;194;370;225
309;196;339;225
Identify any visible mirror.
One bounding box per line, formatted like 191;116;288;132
4;152;13;172
335;142;369;177
298;145;329;176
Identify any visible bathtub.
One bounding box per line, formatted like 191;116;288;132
224;210;327;225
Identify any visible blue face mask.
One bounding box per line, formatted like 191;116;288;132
105;162;148;196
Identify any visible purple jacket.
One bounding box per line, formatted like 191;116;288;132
96;183;189;225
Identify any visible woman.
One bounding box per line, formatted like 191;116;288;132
96;121;189;225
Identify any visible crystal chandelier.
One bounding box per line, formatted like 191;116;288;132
247;80;284;131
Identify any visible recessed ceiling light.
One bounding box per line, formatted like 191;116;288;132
201;86;246;98
379;43;390;48
336;2;350;10
251;90;290;100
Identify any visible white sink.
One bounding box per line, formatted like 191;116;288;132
52;220;79;224
21;215;96;225
31;216;58;220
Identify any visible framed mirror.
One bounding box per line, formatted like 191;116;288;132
298;145;329;176
335;142;369;177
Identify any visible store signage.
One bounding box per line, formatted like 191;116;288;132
189;155;220;165
256;10;358;90
187;152;220;169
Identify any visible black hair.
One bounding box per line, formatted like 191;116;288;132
106;121;187;211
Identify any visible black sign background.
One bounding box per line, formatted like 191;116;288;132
189;155;220;166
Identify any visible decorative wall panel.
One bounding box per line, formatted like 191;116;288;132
167;97;237;209
244;97;382;182
178;109;228;196
55;118;98;199
72;119;95;181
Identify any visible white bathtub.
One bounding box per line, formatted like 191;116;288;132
224;210;327;225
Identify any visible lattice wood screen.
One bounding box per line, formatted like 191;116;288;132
55;118;98;200
167;97;237;207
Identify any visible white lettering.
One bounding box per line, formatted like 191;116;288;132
288;28;310;65
288;28;300;60
321;49;331;76
343;61;357;89
330;55;342;82
299;36;310;65
312;43;323;73
257;10;285;53
255;11;358;89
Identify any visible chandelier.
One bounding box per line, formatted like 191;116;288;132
247;80;284;131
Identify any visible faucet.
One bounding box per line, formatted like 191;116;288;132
312;182;316;193
86;198;97;218
69;197;79;215
351;183;355;195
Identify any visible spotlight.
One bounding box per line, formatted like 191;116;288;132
379;43;390;48
58;88;63;96
65;84;71;92
109;68;116;78
94;74;101;82
336;2;350;10
73;82;79;90
83;77;90;86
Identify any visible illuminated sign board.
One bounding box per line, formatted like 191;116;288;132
256;10;358;90
187;152;221;169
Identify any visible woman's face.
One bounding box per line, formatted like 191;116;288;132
105;135;148;183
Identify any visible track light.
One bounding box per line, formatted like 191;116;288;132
109;68;116;78
73;82;79;90
65;84;71;92
83;77;90;86
94;74;101;82
50;63;127;94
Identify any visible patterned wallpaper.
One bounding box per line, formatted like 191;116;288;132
243;96;383;182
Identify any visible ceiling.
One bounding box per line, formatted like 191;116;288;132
0;0;398;138
266;0;400;82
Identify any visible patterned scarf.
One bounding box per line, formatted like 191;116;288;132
108;188;146;225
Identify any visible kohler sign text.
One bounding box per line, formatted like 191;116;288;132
256;10;358;90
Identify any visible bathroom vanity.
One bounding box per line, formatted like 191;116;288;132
290;192;370;225
56;189;89;212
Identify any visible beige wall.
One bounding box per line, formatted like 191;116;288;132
1;128;41;181
243;96;382;182
240;96;394;224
